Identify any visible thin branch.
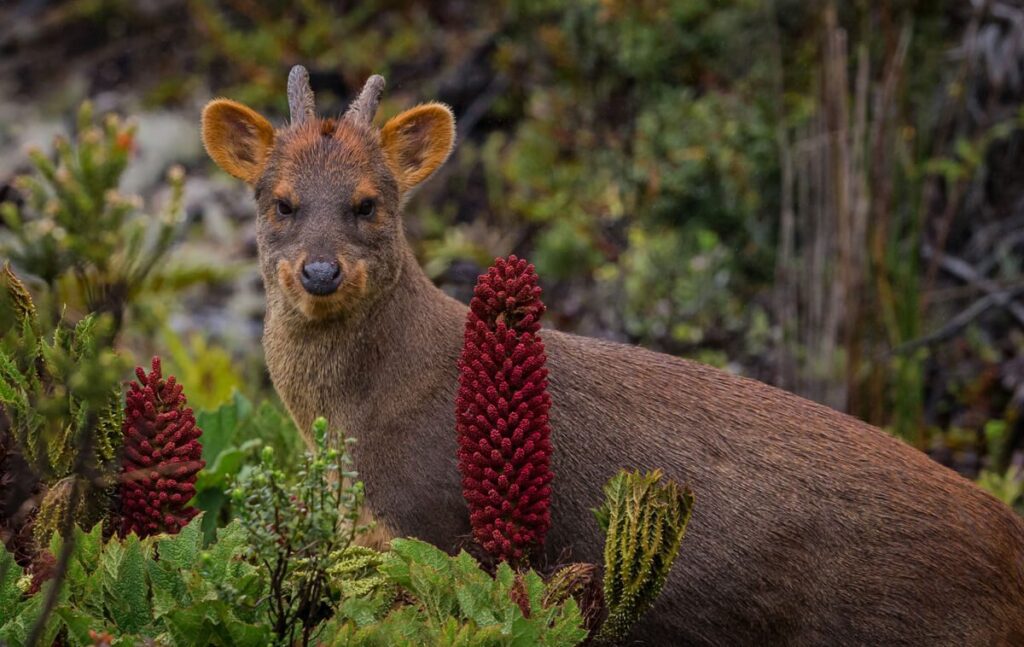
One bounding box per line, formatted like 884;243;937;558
892;285;1024;354
922;243;1024;326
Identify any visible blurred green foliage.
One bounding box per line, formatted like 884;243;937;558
0;102;227;343
192;392;303;542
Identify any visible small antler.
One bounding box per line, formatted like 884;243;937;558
344;75;386;126
288;65;315;125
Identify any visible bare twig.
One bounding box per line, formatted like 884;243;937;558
892;285;1024;354
922;243;1024;327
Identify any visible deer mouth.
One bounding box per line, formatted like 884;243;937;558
276;256;368;320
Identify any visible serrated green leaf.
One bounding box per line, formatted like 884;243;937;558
165;604;216;646
100;534;151;634
338;593;392;628
156;513;203;570
200;520;247;586
450;551;497;628
75;522;104;573
0;593;61;647
147;558;190;619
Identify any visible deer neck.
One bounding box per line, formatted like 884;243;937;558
263;245;466;437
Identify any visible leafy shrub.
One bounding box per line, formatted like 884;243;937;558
0;413;589;647
319;538;588;647
0;517;267;646
0;268;123;486
231;417;366;646
0;266;125;550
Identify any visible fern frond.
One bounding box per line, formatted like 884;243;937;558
594;469;693;645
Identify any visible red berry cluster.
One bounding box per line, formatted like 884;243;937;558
119;357;204;538
456;256;553;563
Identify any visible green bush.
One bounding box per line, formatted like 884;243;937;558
0;417;590;647
319;539;589;647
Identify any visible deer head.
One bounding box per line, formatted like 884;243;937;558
201;66;455;321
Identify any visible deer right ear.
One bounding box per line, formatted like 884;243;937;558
201;99;275;184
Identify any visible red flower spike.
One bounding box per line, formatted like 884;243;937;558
456;256;553;564
118;356;205;538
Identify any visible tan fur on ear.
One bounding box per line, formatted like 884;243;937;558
380;103;455;193
201;99;275;184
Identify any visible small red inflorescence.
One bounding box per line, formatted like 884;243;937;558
456;256;554;564
119;357;204;538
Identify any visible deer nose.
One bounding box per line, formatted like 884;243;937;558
300;259;342;296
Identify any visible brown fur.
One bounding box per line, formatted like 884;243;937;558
202;92;1024;645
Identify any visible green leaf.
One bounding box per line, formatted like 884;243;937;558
195;445;251;490
0;593;62;647
0;546;26;621
338;594;391;628
100;534;151;634
147;558;190;619
196;391;253;469
165;604;216;646
77;522;104;570
387;539;457;624
156;513;203;570
202;520;247;584
451;552;497;628
53;607;105;646
387;538;451;575
195;488;228;543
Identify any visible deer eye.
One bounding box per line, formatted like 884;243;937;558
355;198;376;219
275;199;295;217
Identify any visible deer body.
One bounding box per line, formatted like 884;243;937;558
203;69;1024;645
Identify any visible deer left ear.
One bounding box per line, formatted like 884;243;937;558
380;103;455;194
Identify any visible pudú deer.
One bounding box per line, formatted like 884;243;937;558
202;67;1024;645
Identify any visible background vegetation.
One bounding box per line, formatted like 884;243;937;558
2;0;1024;575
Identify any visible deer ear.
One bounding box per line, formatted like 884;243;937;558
201;99;275;184
380;103;455;193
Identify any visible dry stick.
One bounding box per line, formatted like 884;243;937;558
891;285;1024;354
922;1;988;296
921;243;1024;327
869;23;912;347
453;75;508;151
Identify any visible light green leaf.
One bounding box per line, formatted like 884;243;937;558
165;604;216;646
101;534;151;634
196;391;253;469
156;513;203;570
0;547;26;623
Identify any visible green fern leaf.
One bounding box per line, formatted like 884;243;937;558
595;469;693;645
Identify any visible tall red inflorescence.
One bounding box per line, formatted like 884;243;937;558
119;356;205;538
456;255;553;564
